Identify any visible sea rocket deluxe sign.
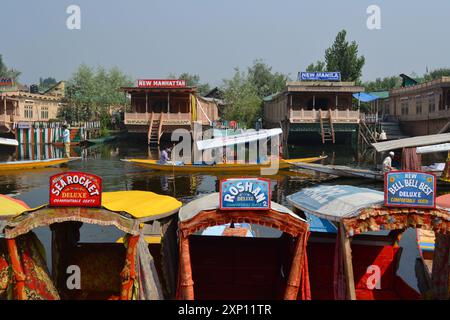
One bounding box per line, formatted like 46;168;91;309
220;178;270;210
384;171;436;208
50;172;102;207
137;79;187;88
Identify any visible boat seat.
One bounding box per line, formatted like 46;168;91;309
59;243;126;300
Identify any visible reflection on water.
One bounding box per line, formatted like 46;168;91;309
1;137;449;292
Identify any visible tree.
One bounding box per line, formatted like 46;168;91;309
62;64;133;128
0;54;21;81
306;61;325;72
221;68;261;128
39;77;57;91
247;60;289;99
424;68;450;81
168;72;211;96
363;75;401;92
324;30;365;81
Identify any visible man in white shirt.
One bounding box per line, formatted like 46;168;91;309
382;151;394;172
61;124;71;158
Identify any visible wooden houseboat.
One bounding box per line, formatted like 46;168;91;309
122;79;219;145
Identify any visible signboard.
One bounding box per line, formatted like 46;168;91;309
384;171;436;208
0;78;13;86
298;72;341;81
17;122;31;129
220;178;271;210
137;79;187;88
50;172;102;207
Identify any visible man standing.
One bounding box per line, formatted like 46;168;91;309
382;151;394;172
62;124;71;158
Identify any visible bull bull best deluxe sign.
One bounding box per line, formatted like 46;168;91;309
50;172;102;207
220;178;271;210
384;171;436;208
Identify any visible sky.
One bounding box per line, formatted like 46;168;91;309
1;0;450;86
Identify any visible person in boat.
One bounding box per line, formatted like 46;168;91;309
379;130;387;141
382;151;395;172
61;124;71;158
158;146;171;164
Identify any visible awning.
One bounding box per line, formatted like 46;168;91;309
287;185;384;222
372;133;450;152
353;92;379;103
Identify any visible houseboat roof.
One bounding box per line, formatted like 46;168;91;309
2;91;62;101
390;76;450;96
285;81;365;93
120;86;197;94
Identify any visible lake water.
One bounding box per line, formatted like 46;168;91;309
1;137;447;292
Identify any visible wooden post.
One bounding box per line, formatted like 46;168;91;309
145;92;148;114
339;223;356;300
284;233;306;300
179;234;194;300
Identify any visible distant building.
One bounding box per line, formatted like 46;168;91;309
377;76;450;136
121;79;219;145
263;79;364;145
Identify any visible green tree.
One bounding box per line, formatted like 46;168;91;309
39;77;57;91
324;30;365;81
221;68;261;128
247;59;289;99
0;54;21;81
424;68;450;81
306;61;325;72
168;72;211;96
62;64;132;128
363;75;401;92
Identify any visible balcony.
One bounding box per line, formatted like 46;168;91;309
289;109;360;123
124;112;192;125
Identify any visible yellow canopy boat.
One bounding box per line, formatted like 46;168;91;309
0;157;81;171
121;156;326;172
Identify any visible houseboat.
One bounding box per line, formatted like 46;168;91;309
122;79;220;145
263;72;364;146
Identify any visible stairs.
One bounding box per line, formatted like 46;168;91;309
380;121;408;140
148;113;163;146
319;110;335;144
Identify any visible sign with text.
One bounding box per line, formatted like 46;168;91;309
220;178;271;210
50;172;102;207
0;78;13;86
299;72;341;81
384;171;436;208
137;79;187;88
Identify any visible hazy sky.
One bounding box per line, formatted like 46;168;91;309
2;0;449;86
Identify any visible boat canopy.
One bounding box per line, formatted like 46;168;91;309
196;128;282;151
287;185;384;222
179;192;302;223
372;133;450;152
2;191;182;238
0;137;19;147
352;92;379;103
0;194;29;217
416;142;450;154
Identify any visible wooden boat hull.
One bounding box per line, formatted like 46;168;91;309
0;157;81;171
121;156;326;172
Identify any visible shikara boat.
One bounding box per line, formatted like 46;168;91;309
287;185;450;300
86;135;118;144
176;192;310;300
0;157;81;171
121;156;326;173
0;190;182;300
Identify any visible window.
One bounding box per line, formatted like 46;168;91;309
401;101;409;115
416;96;422;115
24;105;33;119
428;94;435;113
41;106;49;119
